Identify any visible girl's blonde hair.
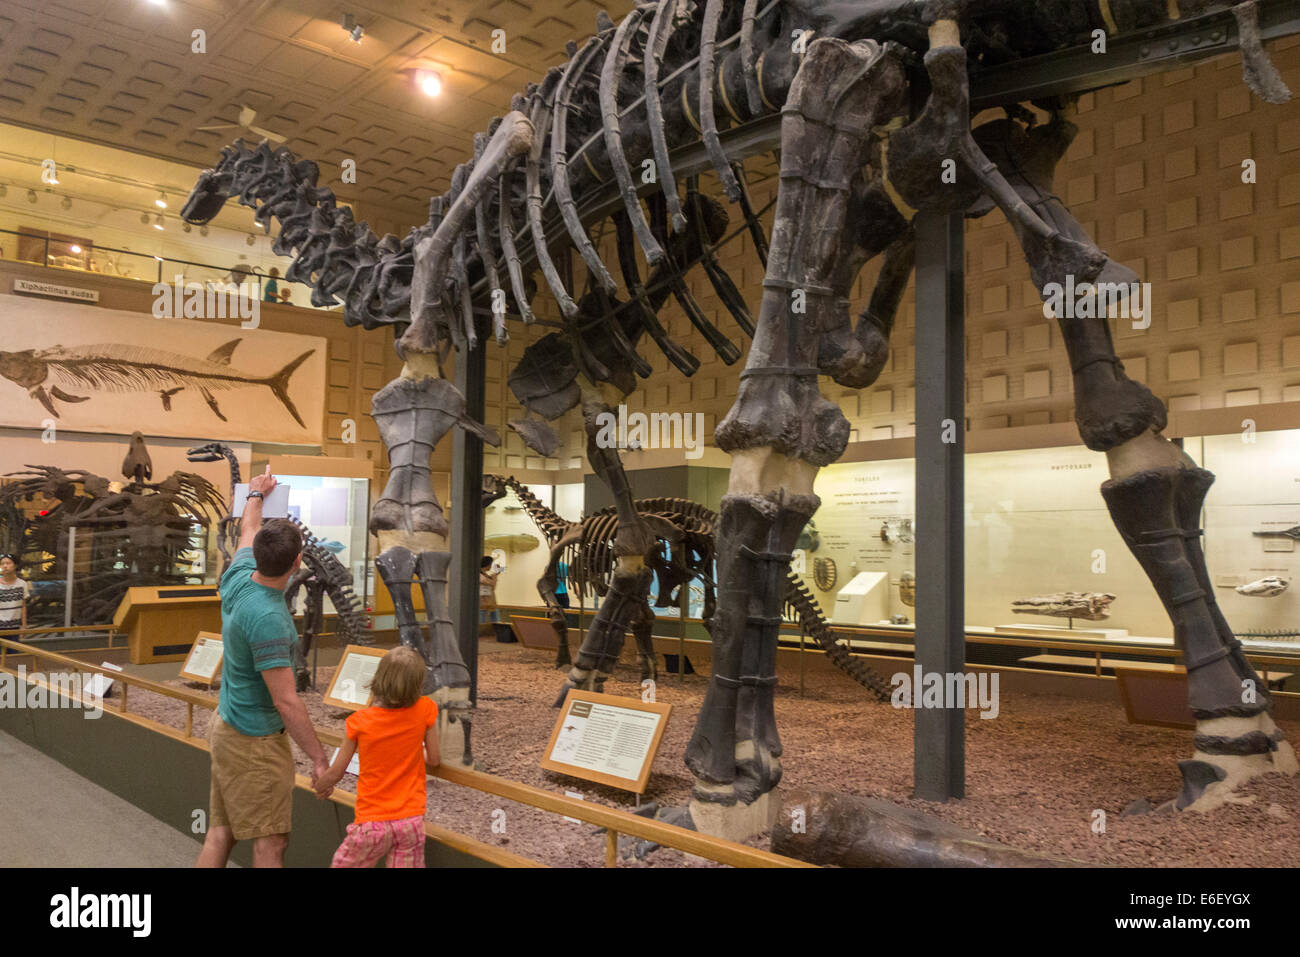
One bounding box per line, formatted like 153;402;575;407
368;646;426;708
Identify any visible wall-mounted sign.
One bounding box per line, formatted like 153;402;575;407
322;644;387;711
13;278;101;303
541;689;671;794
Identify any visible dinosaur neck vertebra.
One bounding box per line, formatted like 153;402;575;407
495;475;571;544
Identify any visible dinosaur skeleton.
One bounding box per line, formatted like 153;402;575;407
182;0;1297;830
493;473;894;701
2;441;223;625
185;442;370;692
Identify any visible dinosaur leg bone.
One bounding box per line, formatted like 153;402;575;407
555;392;659;699
688;37;905;825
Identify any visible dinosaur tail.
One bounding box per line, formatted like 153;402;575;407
264;350;314;427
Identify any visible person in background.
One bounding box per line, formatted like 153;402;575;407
278;287;291;304
0;554;29;640
263;266;280;302
196;466;331;869
479;555;501;626
554;559;570;609
315;646;440;868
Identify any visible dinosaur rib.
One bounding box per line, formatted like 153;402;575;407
552;34;618;294
449;163;477;350
688;180;755;338
643;0;687;236
647;192;741;365
740;0;763;116
497;156;535;325
526;70;579;317
600;6;665;266
731;161;770;267
699;0;743;202
613;210;701;375
472;132;507;344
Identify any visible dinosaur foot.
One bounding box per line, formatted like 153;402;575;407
633;804;695;861
1170;712;1297;812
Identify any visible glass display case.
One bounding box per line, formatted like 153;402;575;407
803;427;1300;654
279;474;371;614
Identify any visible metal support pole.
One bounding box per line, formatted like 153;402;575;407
450;342;487;707
913;210;965;802
64;525;76;629
678;586;688;684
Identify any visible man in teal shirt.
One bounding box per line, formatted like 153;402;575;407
196;466;330;868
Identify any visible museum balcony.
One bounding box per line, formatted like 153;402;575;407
0;121;413;310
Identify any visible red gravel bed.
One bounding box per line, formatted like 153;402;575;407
110;641;1300;867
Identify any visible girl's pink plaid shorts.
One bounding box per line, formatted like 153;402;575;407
330;814;425;868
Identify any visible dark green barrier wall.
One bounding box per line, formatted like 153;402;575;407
0;695;496;868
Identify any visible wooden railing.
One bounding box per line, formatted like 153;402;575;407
0;637;813;869
557;613;1300;696
0;624;124;652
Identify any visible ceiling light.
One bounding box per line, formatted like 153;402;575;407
153;212;165;230
343;13;363;43
246;233;256;246
200;225;209;237
27;189;37;204
418;70;442;97
61;196;72;210
69;244;82;254
140;212;151;224
182;222;192;233
155;193;167;209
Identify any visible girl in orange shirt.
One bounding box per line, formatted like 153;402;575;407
315;646;440;867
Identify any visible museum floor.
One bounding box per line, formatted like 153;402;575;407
0;730;232;867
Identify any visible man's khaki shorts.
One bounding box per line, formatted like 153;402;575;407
208;712;294;841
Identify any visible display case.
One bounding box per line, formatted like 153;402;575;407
802;427;1300;656
279;474;370;614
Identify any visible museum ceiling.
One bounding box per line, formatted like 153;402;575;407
0;0;634;228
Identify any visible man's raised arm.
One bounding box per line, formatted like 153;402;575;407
237;465;277;551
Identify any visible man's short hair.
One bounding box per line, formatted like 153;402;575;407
253;519;302;577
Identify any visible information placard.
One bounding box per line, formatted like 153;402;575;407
541;689;671;794
179;632;224;684
322;644;387;711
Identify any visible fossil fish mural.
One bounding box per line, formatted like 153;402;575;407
0;339;314;426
